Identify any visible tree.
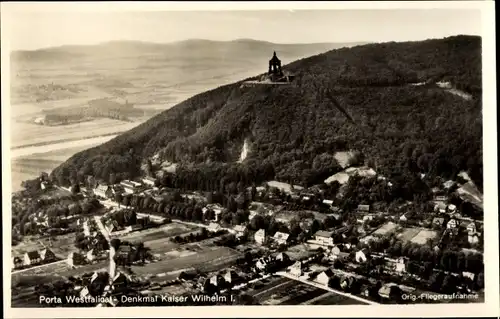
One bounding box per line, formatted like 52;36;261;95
109;173;117;185
71;184;80;195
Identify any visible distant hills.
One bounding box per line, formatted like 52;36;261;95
10;39;364;108
51;35;483;195
11;39;365;62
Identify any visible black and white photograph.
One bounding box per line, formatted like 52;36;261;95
2;2;498;318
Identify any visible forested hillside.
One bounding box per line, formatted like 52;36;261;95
51;35;482;193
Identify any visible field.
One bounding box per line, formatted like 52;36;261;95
285;244;317;261
266;181;304;194
248;276;365;305
131;246;241;275
12;232;78;259
307;292;367;305
334;151;356;169
120;222;197;244
396;228;439;245
372;222;399;236
324;166;377;185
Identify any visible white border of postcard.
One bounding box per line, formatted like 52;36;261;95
2;1;498;318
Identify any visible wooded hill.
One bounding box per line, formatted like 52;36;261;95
51;35;482;194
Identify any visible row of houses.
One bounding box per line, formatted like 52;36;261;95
12;248;57;269
253;229;290;246
93;177;157;199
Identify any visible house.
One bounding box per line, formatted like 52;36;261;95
232;225;247;238
39;249;56;263
447;218;459;229
462;271;476;281
288;261;303;277
82;220;91;237
116;245;133;259
40;181;51;190
322;199;334;206
399;214;408;222
23;251;41;266
466;222;477;234
223;270;240;285
142;176;156;187
104;220;119;234
12;257;23;269
275;252;291;264
340;276;355;290
315;268;335;286
448;204;457;212
329;245;341;256
363;214;375;222
433;217;445;228
203;204;224;222
435;202;447;213
468;232;480;244
254;229;266;245
255;256;274;272
443;180;456;189
209;274;225;287
67;252;85;267
355;249;369;263
86;249;96;262
94;184;111;198
378;284;393;299
120;180;141;194
314;230;334;247
207;222;222;233
395;257;407;273
273;232;290;245
248;210;259;221
357;205;370;214
333;226;348;236
434;195;447;202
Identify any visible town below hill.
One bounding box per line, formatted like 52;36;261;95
12;163;484;306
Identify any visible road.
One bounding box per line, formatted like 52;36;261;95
276;271;378;305
11;259;67;275
93;215;110;242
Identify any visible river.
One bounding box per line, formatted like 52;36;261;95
10;135;118;159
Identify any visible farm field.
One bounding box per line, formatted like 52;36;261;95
131;246;241;275
120;222;197;243
12;232;78;259
307;291;367;305
402;228;439;245
372;222;398;236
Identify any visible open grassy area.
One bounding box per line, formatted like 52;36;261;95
308;291;367;305
12;232;77;259
131;246;241;275
372;222;399;236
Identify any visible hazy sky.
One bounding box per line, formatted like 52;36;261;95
6;9;482;51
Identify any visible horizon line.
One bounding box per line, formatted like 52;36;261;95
9;34;478;53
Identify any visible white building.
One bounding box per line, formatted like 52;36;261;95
314;230;334;247
254;229;266;245
273;232;290;245
355;249;369;263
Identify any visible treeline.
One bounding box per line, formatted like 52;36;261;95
11;196;102;238
51;35;483;192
